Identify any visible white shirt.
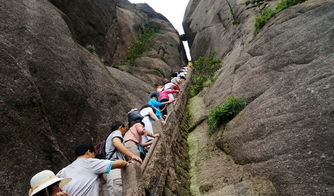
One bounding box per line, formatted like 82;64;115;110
140;107;155;143
57;158;112;196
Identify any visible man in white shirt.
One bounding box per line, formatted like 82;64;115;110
57;142;127;196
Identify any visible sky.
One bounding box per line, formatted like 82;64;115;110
128;0;191;60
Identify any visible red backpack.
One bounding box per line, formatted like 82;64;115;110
94;140;107;159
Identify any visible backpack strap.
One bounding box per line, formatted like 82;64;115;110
107;149;115;160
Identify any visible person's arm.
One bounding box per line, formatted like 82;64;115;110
149;111;160;121
165;89;179;94
142;140;154;147
136;123;147;136
141;133;160;147
140;124;160;138
146;132;160;138
112;138;142;163
111;160;128;169
148;108;165;123
161;99;175;105
151;99;164;107
173;84;180;90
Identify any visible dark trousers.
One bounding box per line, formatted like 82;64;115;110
159;98;169;116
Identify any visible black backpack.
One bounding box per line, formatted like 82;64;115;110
94;140;107;159
127;108;144;126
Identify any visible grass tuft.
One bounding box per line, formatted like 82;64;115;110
190;52;222;97
85;44;96;53
208;97;247;135
153;67;165;77
254;0;307;34
126;25;158;66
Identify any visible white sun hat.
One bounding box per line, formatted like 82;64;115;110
28;170;71;196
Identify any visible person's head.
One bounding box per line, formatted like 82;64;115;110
156;85;164;92
172;72;178;77
129;119;145;128
177;78;184;84
74;142;95;158
162;78;169;84
180;75;186;80
34;182;60;196
151;94;158;100
29;170;71;196
149;92;159;100
111;121;126;135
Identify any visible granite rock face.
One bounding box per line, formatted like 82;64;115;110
49;0;119;64
114;2;187;72
184;0;334;195
0;0;186;194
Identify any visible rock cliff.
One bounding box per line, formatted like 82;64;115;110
184;0;334;195
0;0;186;195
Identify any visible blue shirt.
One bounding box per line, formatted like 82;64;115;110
148;99;163;117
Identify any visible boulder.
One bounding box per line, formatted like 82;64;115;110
0;0;135;194
183;0;246;59
0;0;186;194
184;0;334;195
111;6;145;63
49;0;119;64
113;2;187;75
106;66;152;106
135;3;169;22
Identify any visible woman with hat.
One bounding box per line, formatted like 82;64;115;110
28;170;71;196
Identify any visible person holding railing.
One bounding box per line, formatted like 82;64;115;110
56;142;127;196
148;92;174;120
101;121;143;196
139;105;165;144
156;86;179;118
124;120;160;161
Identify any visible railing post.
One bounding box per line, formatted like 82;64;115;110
122;162;142;196
122;122;162;196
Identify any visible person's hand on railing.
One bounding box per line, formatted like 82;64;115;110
168;99;175;104
121;160;129;167
113;160;129;168
54;192;70;196
130;154;143;163
153;133;160;138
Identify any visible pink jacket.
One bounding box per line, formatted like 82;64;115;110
159;89;178;100
124;123;148;144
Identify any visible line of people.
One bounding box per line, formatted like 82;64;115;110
28;65;191;196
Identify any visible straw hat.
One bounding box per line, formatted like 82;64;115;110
28;170;71;196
